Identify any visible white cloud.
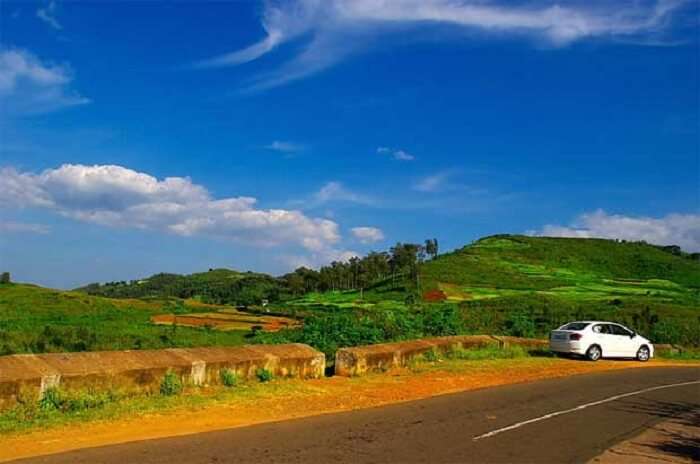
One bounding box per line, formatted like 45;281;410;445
198;0;689;90
280;247;360;270
533;210;700;252
351;226;385;244
0;221;50;234
377;147;415;161
264;140;305;153
0;164;342;253
414;171;452;193
312;181;374;206
36;1;62;30
0;48;89;116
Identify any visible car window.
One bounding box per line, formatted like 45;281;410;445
593;324;608;334
609;325;630;336
560;322;590;331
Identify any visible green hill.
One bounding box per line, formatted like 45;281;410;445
77;268;282;305
0;283;247;355
421;235;699;305
277;235;699;348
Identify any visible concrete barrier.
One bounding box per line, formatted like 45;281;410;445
0;343;325;410
335;335;548;377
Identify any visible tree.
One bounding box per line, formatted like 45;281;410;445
425;238;439;259
0;272;9;284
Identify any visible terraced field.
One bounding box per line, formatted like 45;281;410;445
151;310;299;332
422;235;699;307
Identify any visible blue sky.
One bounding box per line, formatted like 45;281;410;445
1;0;698;289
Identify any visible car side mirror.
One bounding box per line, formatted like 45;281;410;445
630;332;636;338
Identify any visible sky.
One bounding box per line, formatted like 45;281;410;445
0;0;698;289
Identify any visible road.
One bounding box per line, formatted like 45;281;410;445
15;366;700;464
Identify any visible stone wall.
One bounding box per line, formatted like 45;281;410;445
335;335;548;376
0;343;325;410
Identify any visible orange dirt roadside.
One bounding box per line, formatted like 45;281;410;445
0;359;692;462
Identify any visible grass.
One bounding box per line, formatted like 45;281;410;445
0;283;249;355
0;376;313;436
422;235;700;306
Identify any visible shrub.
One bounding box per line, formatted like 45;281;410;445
220;368;239;387
422;348;441;362
160;370;182;396
505;310;537;338
255;368;273;383
39;387;63;411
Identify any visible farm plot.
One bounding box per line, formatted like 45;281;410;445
151;310;299;332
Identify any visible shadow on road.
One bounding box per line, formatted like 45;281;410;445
613;398;700;462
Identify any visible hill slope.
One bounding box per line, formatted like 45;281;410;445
0;283;247;355
421;235;699;306
77;268;282;305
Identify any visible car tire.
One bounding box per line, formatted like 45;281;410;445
636;345;650;362
585;345;602;361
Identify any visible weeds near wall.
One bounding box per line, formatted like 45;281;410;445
160;371;183;396
220;368;239;387
255;368;273;383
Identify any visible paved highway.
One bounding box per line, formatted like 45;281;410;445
16;366;700;464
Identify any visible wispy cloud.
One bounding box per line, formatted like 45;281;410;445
377;147;415;161
197;0;690;90
531;210;700;252
0;47;89;116
36;1;62;30
310;181;375;207
351;226;385;244
0;221;50;235
413;171;453;193
264;140;305;154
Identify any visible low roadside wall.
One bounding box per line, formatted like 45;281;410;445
0;343;325;410
335;335;548;377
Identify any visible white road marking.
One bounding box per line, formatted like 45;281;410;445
473;379;700;441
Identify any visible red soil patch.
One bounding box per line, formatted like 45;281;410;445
150;314;297;332
423;289;447;302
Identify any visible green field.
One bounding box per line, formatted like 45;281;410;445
0;283;249;355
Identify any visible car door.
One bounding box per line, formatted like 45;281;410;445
593;324;617;357
608;324;634;357
591;324;609;352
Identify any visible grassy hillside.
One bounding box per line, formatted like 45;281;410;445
0;283;248;355
263;236;699;353
77;268;282;305
421;235;699;305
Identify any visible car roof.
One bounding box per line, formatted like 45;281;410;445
565;321;625;325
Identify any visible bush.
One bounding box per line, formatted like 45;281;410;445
39;387;63;411
505;310;537;338
220;368;239;387
422;348;442;362
255;368;273;383
160;370;182;396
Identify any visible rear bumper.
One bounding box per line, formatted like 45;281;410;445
549;340;587;355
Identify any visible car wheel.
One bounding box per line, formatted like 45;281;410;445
636;346;650;362
586;345;602;361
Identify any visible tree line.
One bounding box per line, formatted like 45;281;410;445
282;238;439;296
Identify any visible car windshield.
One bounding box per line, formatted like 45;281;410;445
559;322;590;331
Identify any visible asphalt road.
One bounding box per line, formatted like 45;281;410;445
16;366;700;464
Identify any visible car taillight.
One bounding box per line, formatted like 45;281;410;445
569;333;582;341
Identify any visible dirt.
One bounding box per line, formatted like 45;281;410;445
150;313;297;332
0;358;693;462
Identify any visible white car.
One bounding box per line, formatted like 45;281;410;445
549;321;653;362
